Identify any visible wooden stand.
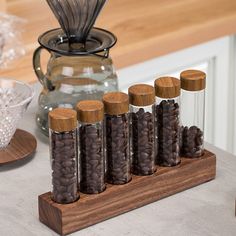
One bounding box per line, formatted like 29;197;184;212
39;150;216;236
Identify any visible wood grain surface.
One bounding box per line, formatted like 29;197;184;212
128;84;155;106
180;70;206;91
103;92;129;115
76;100;104;123
0;0;6;11
155;77;180;99
0;129;37;165
1;0;236;83
38;150;216;236
49;108;77;132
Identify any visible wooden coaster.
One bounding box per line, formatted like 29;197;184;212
39;150;216;236
0;129;37;165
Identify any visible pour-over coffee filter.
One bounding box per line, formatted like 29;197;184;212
43;0;115;55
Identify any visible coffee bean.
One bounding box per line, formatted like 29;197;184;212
79;124;105;194
156;100;181;166
131;108;155;176
180;125;204;157
105;114;131;185
51;130;79;204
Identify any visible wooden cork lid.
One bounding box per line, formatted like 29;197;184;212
76;100;104;123
103;92;129;115
180;70;206;91
49;108;77;132
128;84;155;106
155;77;180;98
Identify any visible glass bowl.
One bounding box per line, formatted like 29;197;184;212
0;79;34;149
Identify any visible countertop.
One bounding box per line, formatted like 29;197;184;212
0;83;236;236
1;0;236;83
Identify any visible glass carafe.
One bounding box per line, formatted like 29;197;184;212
33;0;118;135
33;28;118;136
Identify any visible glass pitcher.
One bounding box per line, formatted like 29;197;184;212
33;27;118;136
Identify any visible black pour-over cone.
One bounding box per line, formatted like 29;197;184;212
46;0;106;46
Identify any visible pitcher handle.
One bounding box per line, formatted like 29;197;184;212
33;46;45;85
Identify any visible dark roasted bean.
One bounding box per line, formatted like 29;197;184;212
156;100;180;166
131;108;155;175
51;130;79;204
105;114;131;185
79;124;105;194
180;125;204;158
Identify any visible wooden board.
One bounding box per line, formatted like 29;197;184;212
38;150;216;236
0;0;6;11
2;0;236;83
0;129;37;165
